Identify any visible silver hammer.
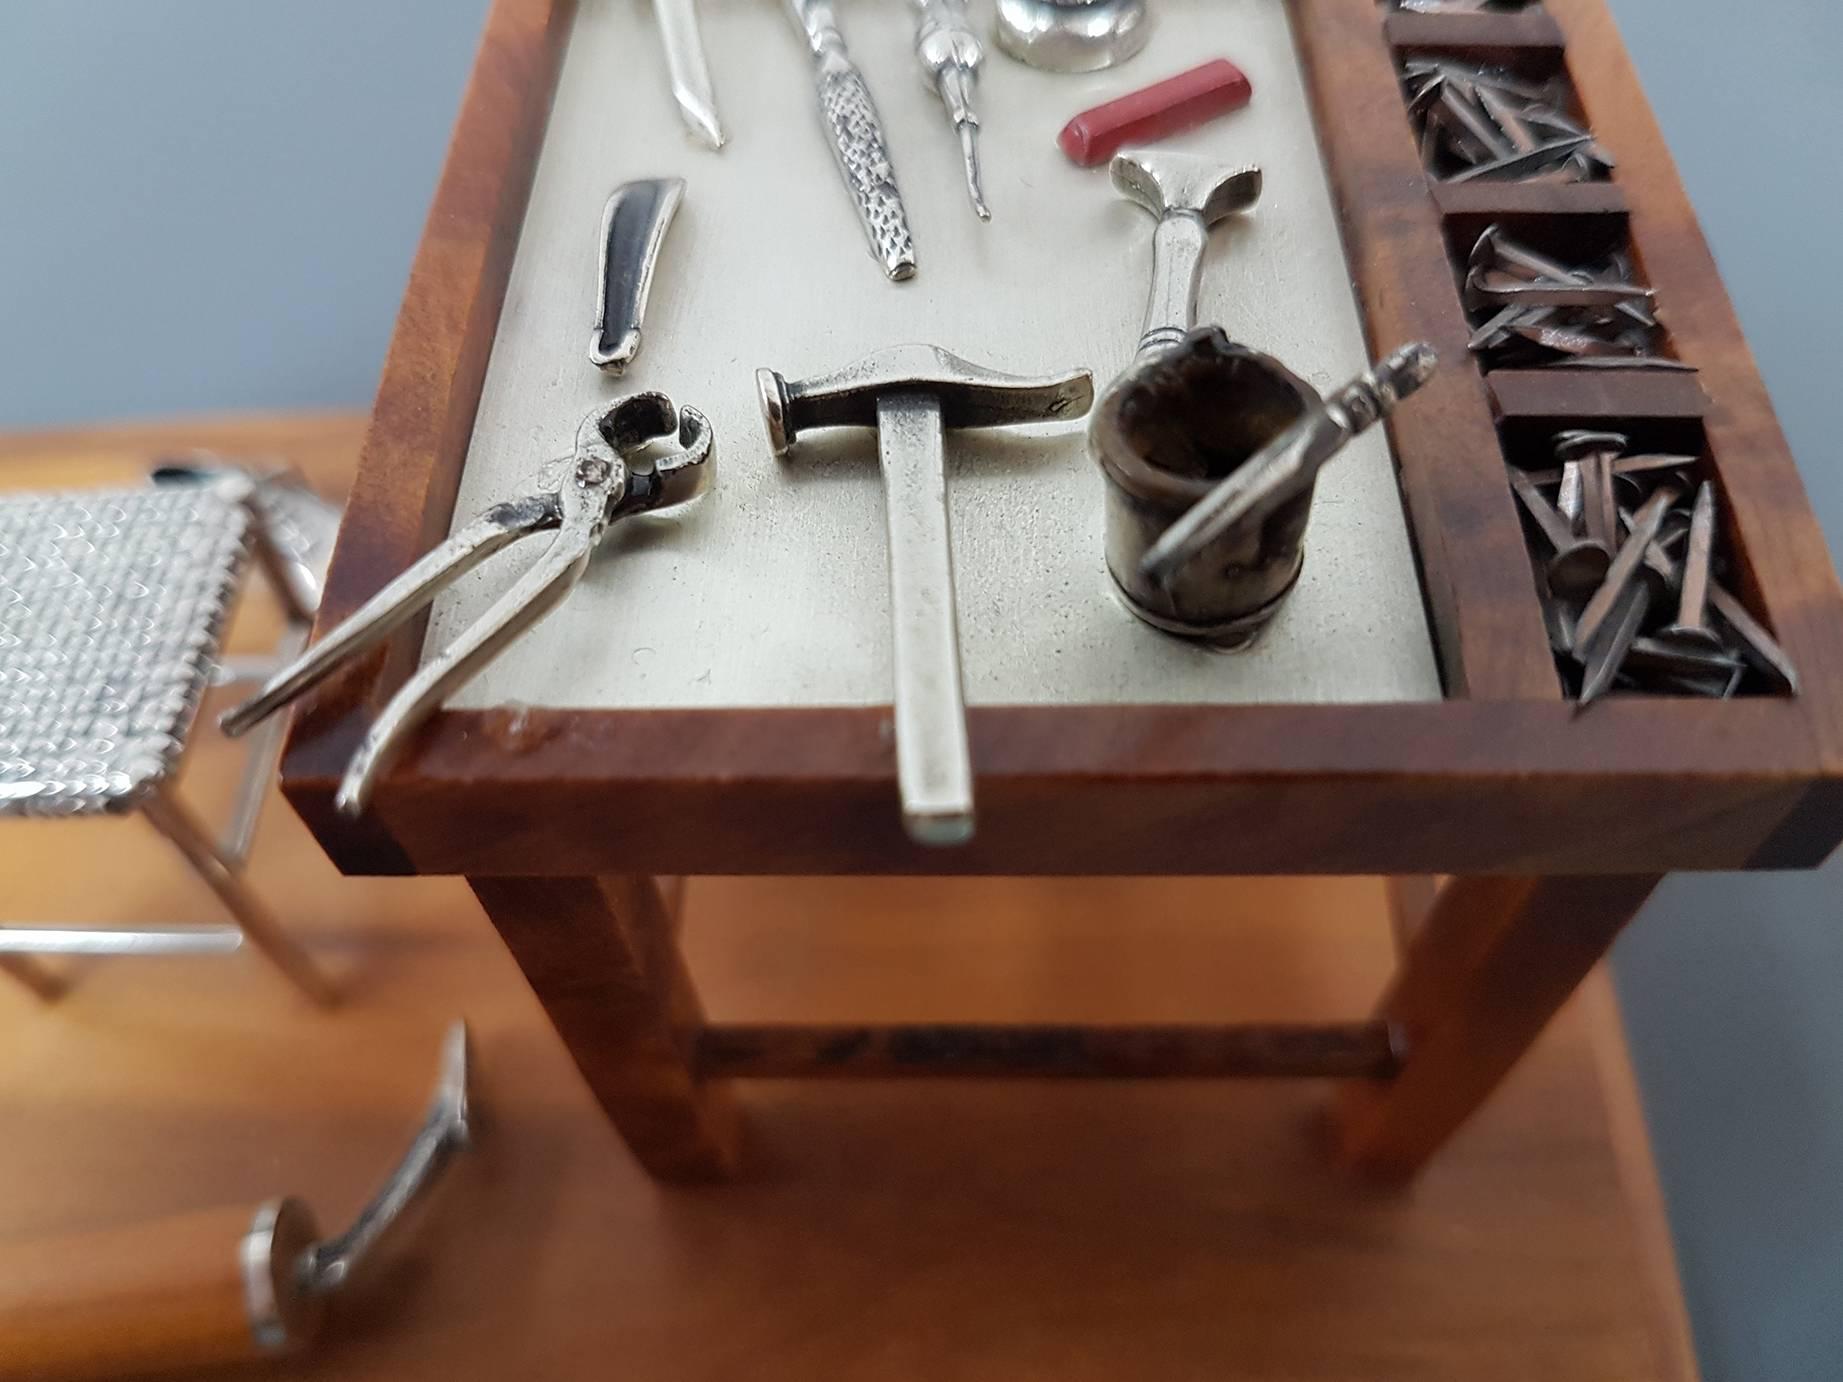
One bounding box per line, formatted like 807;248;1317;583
757;344;1094;845
1111;149;1262;358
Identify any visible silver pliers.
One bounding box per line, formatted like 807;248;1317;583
222;393;713;816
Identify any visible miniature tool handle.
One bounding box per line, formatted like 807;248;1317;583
875;393;974;846
910;0;982;121
1058;58;1252;168
0;1200;322;1380
0;1023;470;1380
219;495;556;739
1138;210;1209;356
911;0;980;91
788;0;848;67
910;0;989;217
787;0;917;280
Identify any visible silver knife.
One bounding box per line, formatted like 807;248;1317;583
591;177;685;374
654;0;725;150
786;0;917;281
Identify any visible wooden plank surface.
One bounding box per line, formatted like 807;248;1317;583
0;407;1695;1379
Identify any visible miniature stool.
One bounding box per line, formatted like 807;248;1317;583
0;471;338;1004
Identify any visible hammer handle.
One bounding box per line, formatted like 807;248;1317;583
874;393;974;844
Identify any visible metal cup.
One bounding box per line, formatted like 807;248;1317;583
1092;326;1321;649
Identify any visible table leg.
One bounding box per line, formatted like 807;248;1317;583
1384;875;1442;952
469;874;740;1181
1336;873;1661;1181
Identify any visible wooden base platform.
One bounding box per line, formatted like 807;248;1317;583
0;415;1695;1380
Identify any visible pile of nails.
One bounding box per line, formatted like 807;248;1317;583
1401;59;1611;184
1510;430;1798;705
1463;224;1684;369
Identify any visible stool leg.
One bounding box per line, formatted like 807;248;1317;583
140;789;337;1007
1336;873;1660;1181
0;954;65;1001
469;874;740;1182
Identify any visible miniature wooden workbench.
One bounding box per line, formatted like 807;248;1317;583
282;0;1843;1185
0;417;1695;1381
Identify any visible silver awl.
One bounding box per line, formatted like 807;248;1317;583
1140;343;1440;584
654;0;725;149
786;0;918;280
909;0;989;220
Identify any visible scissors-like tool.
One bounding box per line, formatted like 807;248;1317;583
222;394;713;817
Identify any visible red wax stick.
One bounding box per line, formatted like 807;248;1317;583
1058;59;1254;168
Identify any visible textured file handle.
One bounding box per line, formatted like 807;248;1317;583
816;69;916;277
787;0;917;279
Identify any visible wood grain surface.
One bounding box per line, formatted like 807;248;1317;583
694;1020;1403;1080
1487;368;1711;423
1292;0;1558;698
469;874;741;1181
1429;179;1628;218
1382;7;1566;49
0;869;1699;1381
1338;872;1661;1179
331;696;1833;877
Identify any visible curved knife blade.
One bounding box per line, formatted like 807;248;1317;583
590;177;685;375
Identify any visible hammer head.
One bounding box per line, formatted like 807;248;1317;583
1111;149;1261;225
759;344;1094;456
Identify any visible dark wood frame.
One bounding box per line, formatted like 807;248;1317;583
281;0;1843;1182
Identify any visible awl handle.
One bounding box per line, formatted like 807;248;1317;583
0;1022;472;1380
0;1199;324;1381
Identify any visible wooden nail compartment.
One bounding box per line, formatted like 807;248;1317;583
1437;210;1709;413
281;0;1843;878
1395;36;1605;185
1497;415;1789;698
1440;213;1675;356
1369;1;1787;703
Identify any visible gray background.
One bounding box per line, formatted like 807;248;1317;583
1;2;1837;1376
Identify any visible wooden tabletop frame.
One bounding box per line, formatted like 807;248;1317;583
281;0;1843;881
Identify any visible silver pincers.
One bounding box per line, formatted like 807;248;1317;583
222;396;713;816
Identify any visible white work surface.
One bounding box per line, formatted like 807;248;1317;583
426;0;1442;709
